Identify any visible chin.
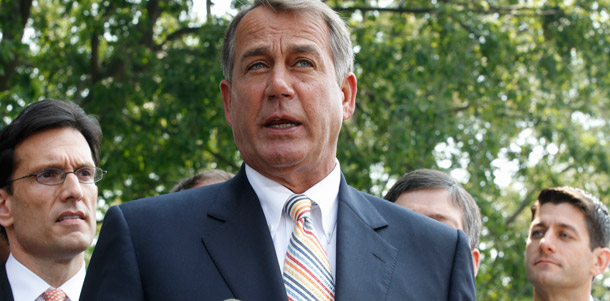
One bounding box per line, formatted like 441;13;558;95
263;150;306;168
61;233;94;250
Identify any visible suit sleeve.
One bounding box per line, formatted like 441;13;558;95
449;230;477;300
80;205;145;300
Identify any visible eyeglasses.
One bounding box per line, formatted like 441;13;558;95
9;167;107;186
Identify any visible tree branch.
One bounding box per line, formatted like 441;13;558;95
0;0;33;91
155;26;203;50
208;150;240;170
504;187;536;227
143;0;161;49
90;32;101;83
504;164;573;226
450;104;471;113
332;4;562;17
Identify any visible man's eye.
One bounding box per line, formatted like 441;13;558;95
39;169;61;179
559;232;571;239
77;169;93;177
530;230;544;238
295;60;313;67
248;62;267;70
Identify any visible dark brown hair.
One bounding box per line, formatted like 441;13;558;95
0;99;102;241
531;186;610;250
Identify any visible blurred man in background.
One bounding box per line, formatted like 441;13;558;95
385;168;482;276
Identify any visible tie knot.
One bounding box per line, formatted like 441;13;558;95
42;288;67;301
284;194;312;222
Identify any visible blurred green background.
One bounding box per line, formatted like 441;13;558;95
2;0;610;299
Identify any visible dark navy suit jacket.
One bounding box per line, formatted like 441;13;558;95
80;167;476;300
0;263;14;301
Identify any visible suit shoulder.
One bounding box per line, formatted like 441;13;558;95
0;263;13;300
349;186;461;243
115;183;223;220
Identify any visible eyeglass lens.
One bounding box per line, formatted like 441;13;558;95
36;167;105;185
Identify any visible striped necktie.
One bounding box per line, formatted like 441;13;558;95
283;194;335;300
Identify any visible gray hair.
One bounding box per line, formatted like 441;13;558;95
221;0;354;85
384;169;482;249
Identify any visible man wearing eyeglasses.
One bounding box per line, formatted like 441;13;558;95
0;99;104;301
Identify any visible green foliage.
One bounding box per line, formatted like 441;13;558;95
1;0;610;299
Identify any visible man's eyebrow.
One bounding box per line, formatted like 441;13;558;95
429;213;460;227
242;47;269;60
241;45;321;61
429;213;449;221
290;45;321;57
530;221;579;234
555;222;579;234
530;221;547;229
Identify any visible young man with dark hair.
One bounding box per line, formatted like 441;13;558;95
526;186;610;301
0;99;104;300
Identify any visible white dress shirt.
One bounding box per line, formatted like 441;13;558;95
6;253;86;301
245;160;340;278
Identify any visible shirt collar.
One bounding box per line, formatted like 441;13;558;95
246;160;341;238
6;253;86;301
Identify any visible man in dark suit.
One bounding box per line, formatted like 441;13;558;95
0;99;104;300
81;0;476;300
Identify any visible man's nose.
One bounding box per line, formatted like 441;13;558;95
60;172;85;202
265;65;295;100
538;233;556;253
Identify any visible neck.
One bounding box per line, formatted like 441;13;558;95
533;287;591;301
11;251;83;287
255;160;336;194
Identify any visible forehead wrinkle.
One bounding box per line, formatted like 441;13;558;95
235;8;331;62
14;129;94;174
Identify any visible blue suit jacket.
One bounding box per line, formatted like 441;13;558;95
81;167;476;300
0;263;14;301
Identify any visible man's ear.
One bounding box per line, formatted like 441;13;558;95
591;247;610;277
0;188;14;229
340;72;357;121
471;248;480;277
220;80;233;127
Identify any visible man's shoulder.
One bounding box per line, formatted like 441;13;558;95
115;182;226;220
0;262;13;301
344;184;460;241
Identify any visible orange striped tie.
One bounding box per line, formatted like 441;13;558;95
283;194;334;300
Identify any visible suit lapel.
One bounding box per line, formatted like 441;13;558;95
200;167;286;300
335;175;398;300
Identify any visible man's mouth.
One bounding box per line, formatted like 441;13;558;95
56;212;85;222
534;259;559;266
57;215;82;222
265;118;301;129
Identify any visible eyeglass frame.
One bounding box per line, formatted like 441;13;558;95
8;166;107;186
